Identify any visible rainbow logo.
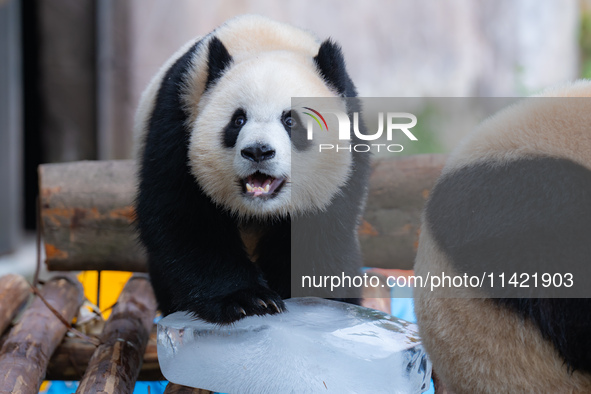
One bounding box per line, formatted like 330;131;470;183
303;107;329;132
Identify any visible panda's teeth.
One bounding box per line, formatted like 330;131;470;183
243;173;283;197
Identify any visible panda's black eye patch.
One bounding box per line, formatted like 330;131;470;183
232;109;247;126
282;112;295;128
234;115;246;127
223;109;247;148
282;110;311;151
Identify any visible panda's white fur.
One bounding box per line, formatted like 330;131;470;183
134;36;202;160
415;228;591;392
189;51;352;217
414;80;591;392
445;80;591;174
135;15;351;218
134;16;322;155
134;15;369;324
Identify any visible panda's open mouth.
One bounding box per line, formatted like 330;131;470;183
241;172;286;198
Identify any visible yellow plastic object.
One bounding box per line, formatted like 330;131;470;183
77;271;133;319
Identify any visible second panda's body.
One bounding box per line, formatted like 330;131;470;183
414;81;591;392
134;16;370;324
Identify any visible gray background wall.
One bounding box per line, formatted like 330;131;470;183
0;0;22;255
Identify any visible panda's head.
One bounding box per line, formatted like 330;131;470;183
184;21;356;219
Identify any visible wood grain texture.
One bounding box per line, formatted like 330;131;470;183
39;155;446;271
39;160;146;272
0;274;30;336
0;275;83;394
45;326;163;381
75;274;157;394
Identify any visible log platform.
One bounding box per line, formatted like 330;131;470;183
0;154;445;393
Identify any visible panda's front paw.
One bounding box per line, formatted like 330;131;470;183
202;287;286;324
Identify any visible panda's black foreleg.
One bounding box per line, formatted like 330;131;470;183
138;188;285;324
254;215;363;304
289;214;363;303
255;219;292;299
137;166;286;323
147;241;285;324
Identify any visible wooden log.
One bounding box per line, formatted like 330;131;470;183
39;160;146;272
361;154;447;268
45;276;392;383
39;154;446;271
0;275;83;394
0;274;30;335
45;326;163;381
164;383;214;394
75;274;157;394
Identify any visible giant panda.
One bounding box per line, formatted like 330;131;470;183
134;15;370;324
414;81;591;392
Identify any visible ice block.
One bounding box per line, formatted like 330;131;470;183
157;297;431;393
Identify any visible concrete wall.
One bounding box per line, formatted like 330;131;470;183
0;0;22;255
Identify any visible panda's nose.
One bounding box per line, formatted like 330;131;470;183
241;144;275;163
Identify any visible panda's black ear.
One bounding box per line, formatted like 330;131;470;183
314;39;357;97
205;36;233;91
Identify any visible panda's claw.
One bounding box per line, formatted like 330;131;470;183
203;286;285;324
268;300;281;313
257;298;268;308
